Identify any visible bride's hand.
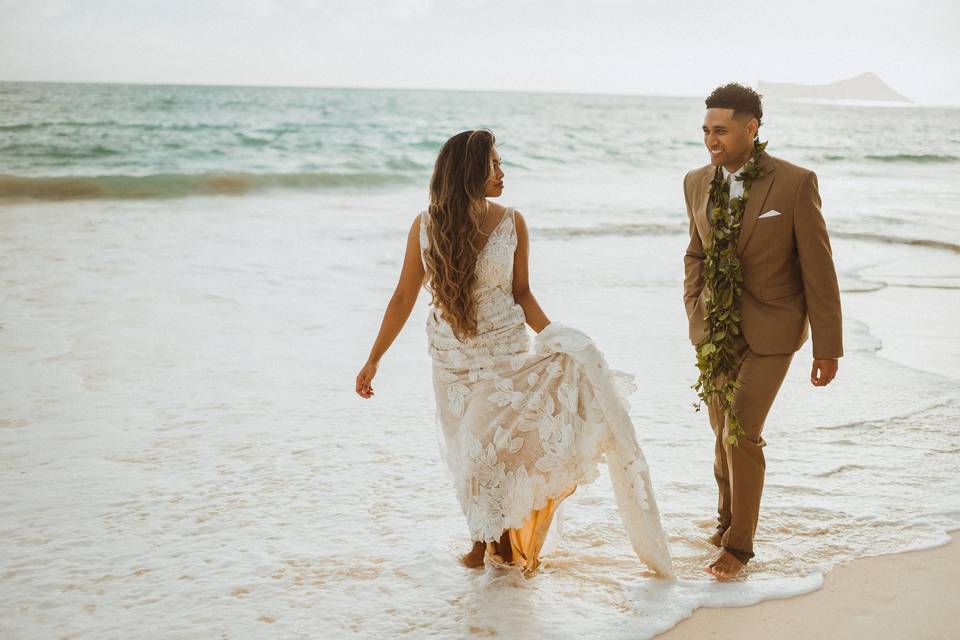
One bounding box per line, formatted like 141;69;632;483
355;360;378;399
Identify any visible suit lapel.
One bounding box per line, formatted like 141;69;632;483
693;167;714;245
736;153;776;256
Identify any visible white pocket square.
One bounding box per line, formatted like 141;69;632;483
758;210;782;219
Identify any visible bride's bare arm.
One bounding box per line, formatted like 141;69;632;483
512;212;551;333
356;216;425;398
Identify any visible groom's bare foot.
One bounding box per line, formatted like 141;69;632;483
461;541;485;568
704;550;745;580
707;531;724;547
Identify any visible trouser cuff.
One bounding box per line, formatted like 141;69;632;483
723;546;754;564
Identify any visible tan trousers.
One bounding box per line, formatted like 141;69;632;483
707;336;792;562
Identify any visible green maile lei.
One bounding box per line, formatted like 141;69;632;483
692;138;767;446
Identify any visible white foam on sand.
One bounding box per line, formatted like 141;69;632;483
1;193;958;639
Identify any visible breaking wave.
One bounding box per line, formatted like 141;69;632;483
0;171;416;200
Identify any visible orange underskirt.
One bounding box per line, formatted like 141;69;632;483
507;484;576;575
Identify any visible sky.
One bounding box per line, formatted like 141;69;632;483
1;0;959;104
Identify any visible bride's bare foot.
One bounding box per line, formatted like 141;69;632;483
704;550;745;580
484;531;515;567
497;531;513;563
461;541;485;569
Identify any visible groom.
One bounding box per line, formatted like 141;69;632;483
682;83;843;579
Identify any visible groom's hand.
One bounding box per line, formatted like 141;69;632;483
811;359;838;387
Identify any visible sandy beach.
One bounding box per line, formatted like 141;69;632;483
660;532;959;639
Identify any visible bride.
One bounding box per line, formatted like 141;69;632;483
356;130;673;577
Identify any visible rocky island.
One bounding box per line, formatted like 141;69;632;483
758;72;911;103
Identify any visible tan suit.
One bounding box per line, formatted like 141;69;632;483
682;152;843;561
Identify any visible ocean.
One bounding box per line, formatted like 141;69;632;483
1;81;959;638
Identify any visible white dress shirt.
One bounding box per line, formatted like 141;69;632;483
722;164;747;202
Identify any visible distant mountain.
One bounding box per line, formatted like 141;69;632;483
758;72;911;103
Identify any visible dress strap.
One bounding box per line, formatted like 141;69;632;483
418;209;429;268
419;210;430;238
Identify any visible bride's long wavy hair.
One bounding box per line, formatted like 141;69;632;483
423;129;496;341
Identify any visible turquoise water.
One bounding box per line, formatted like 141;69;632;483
2;82;959;226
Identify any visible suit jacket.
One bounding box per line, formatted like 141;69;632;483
682;152;843;359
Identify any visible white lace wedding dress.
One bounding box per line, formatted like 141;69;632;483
420;208;673;577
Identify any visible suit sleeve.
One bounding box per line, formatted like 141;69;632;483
683;173;708;343
794;171;843;358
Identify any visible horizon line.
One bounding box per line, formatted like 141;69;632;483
0;77;699;100
0;78;956;107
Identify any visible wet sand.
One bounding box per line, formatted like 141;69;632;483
659;532;959;639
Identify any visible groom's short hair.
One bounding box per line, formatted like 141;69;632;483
705;83;763;128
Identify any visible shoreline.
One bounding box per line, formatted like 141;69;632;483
657;532;959;639
2;195;958;638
